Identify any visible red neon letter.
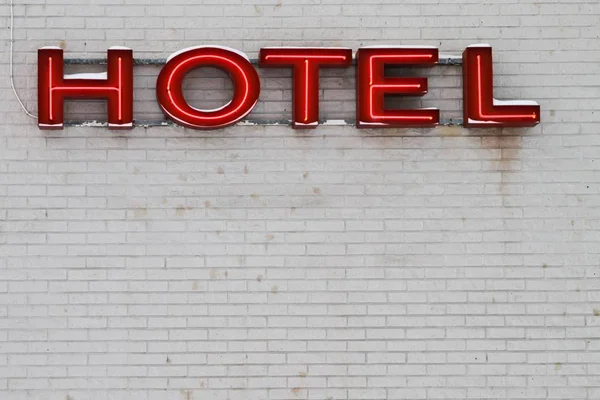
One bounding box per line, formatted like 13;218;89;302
356;47;439;128
259;48;352;128
37;47;133;130
156;46;260;129
463;45;540;128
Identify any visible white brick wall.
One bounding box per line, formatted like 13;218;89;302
1;0;600;399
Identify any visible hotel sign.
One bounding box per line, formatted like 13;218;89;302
37;45;540;130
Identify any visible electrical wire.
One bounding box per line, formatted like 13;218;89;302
9;0;38;119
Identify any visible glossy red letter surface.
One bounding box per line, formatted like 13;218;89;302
38;47;133;130
156;46;260;129
259;48;352;128
462;45;540;128
356;47;439;128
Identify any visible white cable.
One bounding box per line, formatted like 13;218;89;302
9;0;38;119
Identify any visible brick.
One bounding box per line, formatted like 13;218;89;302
1;0;599;398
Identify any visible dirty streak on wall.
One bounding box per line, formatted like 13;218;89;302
1;1;600;400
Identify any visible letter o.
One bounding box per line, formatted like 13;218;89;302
156;46;260;129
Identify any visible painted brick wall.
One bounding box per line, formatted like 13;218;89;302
1;1;600;399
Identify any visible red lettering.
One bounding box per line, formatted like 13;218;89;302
462;45;540;127
356;47;439;128
36;44;542;131
156;46;260;129
37;47;134;130
259;48;352;128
